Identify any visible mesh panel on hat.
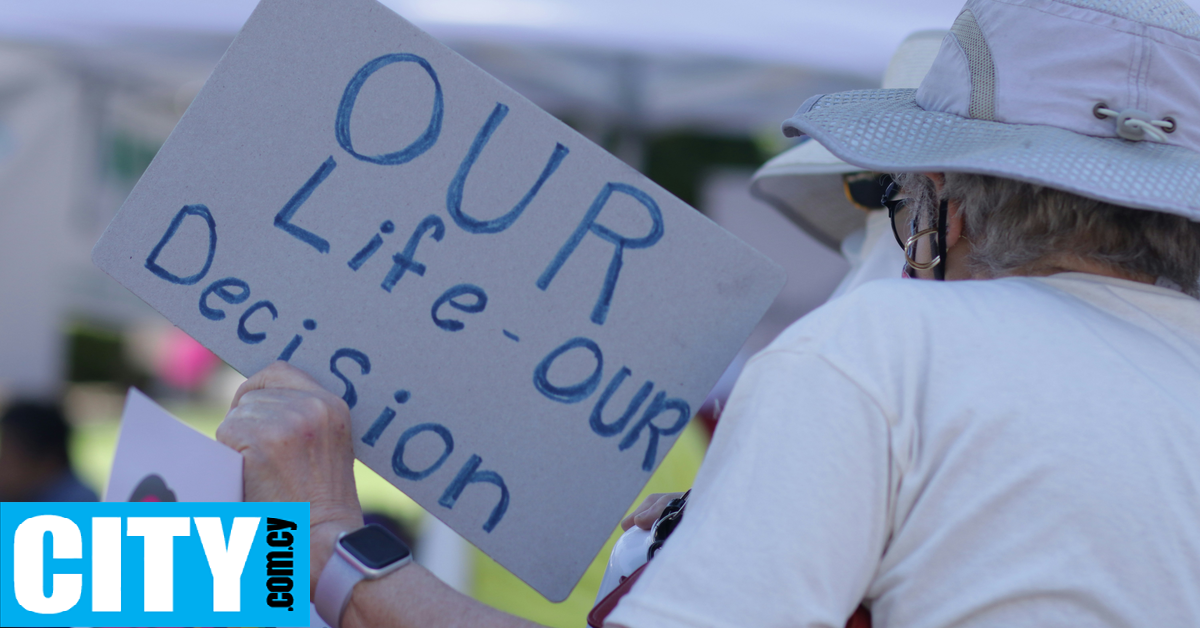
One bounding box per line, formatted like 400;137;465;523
799;89;1200;220
951;10;997;121
1056;0;1200;36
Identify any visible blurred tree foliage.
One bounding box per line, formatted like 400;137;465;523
107;131;161;185
643;132;766;208
65;323;148;389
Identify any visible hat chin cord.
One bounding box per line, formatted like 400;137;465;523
1093;105;1176;143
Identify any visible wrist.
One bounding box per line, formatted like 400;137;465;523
310;516;362;595
340;563;420;628
313;522;414;628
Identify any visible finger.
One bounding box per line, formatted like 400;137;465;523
632;496;664;530
620;494;659;531
633;493;679;530
636;493;671;516
231;361;329;408
218;392;339;461
214;416;242;451
217;401;301;454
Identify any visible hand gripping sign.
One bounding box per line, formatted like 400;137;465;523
92;0;784;601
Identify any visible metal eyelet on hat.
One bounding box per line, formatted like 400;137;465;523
1093;103;1174;142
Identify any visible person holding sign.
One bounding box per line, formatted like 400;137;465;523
587;31;950;624
220;0;1200;626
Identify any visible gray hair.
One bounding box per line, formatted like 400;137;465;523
894;172;1200;297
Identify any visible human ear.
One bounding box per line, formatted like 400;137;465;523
944;198;965;249
924;172;945;191
922;172;964;250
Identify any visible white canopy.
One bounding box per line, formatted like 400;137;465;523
6;0;1200;134
3;0;969;73
0;0;982;136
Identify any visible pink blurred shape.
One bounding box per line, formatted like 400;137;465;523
156;328;220;390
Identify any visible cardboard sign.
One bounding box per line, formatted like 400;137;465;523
93;0;784;600
106;388;243;504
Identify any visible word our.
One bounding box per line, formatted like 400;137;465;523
142;52;693;533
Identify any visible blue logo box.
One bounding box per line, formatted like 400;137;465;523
1;501;309;627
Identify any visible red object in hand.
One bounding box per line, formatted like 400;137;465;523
846;605;872;628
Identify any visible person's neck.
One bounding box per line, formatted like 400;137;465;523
1016;256;1156;285
944;238;1155;285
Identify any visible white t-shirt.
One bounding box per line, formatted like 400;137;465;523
608;273;1200;628
829;210;907;300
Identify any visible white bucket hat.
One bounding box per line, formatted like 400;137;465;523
782;0;1200;222
751;30;946;250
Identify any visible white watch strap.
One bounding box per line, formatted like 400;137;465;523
314;548;363;628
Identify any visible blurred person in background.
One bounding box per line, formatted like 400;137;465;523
750;29;944;298
0;400;98;502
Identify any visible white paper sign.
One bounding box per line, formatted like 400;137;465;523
106;389;331;628
105;388;243;504
92;0;784;600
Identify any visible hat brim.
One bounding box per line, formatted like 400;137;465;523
784;88;1200;221
750;138;866;250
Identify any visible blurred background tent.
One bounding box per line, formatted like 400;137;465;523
13;0;1176;623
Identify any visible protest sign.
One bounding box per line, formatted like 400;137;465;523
92;0;784;600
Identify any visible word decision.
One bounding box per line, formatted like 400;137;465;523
92;0;782;601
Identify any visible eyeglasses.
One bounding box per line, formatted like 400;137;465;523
841;172;893;212
883;182;947;280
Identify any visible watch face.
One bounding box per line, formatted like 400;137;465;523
340;524;412;570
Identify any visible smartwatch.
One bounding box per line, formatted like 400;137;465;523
314;524;412;628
